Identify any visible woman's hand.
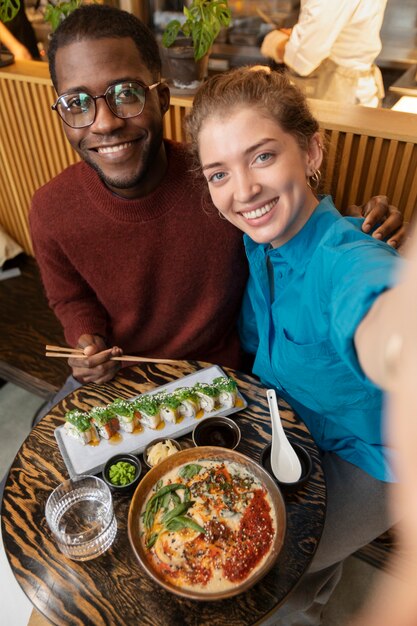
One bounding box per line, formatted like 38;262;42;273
69;334;122;384
345;195;407;249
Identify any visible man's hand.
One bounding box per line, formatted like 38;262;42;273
69;334;122;384
345;195;408;249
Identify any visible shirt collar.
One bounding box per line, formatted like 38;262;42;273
244;195;342;271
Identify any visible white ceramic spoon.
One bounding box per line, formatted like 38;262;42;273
266;389;302;483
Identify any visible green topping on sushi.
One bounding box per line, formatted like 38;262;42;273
212;376;237;392
194;382;219;397
110;398;135;418
89;405;115;426
133;395;160;416
65;409;92;432
173;387;199;402
158;393;181;410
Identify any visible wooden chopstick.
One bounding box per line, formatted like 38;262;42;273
45;345;84;353
45;345;177;365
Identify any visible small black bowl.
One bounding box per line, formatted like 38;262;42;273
259;442;312;492
192;416;241;449
103;453;142;494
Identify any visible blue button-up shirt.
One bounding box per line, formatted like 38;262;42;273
239;196;401;481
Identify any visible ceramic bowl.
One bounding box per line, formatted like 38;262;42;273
102;453;142;494
128;446;286;600
143;437;182;469
192;415;241;449
259;442;312;492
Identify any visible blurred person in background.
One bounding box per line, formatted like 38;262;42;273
261;0;387;107
0;1;40;59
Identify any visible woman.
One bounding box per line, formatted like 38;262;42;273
185;66;406;626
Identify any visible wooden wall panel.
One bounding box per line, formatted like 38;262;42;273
0;61;80;254
1;61;417;256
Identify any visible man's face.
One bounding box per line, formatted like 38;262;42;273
54;37;169;198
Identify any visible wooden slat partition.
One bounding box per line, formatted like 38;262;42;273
308;99;417;222
0;60;80;254
1;60;417;256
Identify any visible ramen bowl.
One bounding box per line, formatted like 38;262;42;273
128;446;286;600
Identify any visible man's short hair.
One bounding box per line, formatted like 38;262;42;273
48;4;162;90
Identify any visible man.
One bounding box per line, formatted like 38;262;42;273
30;4;249;392
30;4;405;395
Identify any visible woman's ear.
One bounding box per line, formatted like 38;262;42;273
305;132;323;176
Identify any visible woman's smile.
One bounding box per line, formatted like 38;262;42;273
240;197;279;221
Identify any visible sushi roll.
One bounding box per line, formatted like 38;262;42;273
173;387;201;418
90;406;120;440
64;409;98;445
108;398;141;433
157;392;181;424
212;376;238;409
132;395;161;429
193;382;219;412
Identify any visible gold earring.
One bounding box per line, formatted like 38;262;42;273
307;169;321;190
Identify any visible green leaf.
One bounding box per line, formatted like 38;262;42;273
179;463;203;479
0;0;19;23
166;515;205;533
162;501;194;525
161;20;182;48
146;532;159;549
161;0;231;59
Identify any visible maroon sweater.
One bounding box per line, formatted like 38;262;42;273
30;141;248;369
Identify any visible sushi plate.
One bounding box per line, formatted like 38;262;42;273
54;365;247;478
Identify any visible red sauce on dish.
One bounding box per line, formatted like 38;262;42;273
222;489;274;581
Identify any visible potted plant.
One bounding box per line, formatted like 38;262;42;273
162;0;231;89
43;0;82;32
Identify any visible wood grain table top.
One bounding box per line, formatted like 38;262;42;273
1;361;326;626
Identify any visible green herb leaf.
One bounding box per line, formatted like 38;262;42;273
179;464;203;479
162;501;194;525
166;516;205;534
146;532;159;549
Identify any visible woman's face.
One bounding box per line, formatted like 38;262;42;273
199;107;322;248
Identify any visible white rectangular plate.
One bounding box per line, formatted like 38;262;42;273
55;365;247;478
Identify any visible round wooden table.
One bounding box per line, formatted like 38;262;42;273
1;361;326;625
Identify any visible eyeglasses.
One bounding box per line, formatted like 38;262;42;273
51;80;161;129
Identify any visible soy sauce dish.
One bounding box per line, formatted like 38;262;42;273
192;416;241;450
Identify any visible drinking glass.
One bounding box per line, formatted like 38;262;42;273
45;474;117;561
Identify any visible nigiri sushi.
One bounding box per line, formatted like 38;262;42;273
109;398;141;433
89;406;120;439
212;376;238;409
132;395;161;429
64;409;98;445
193;382;219;412
173;387;201;418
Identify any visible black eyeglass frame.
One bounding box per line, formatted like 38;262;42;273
51;80;161;128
